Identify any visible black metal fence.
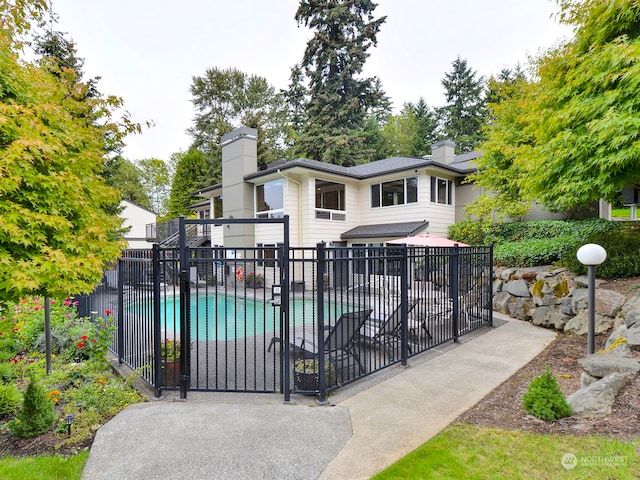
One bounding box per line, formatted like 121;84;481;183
84;239;492;400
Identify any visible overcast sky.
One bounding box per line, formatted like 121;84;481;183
51;0;572;161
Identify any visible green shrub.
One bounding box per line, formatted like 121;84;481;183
562;225;640;278
493;236;575;267
0;362;16;383
522;366;572;421
8;376;56;437
0;383;22;416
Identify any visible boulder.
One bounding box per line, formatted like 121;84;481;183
573;275;604;288
580;371;598;389
559;297;574;316
531;306;570;330
564;310;614;336
502;279;531;298
621;296;640;317
533;293;561;307
595;290;626;318
507;297;535;321
492;291;513;315
626;324;640;350
493;279;503;293
624;310;640;329
571;289;626;317
577;352;640;378
566;372;629;417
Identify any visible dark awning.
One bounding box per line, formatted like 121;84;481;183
341;220;428;240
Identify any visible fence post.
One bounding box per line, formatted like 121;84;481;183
178;216;189;400
117;258;125;363
152;244;163;398
451;244;460;343
316;241;327;404
282;216;291;402
400;244;409;366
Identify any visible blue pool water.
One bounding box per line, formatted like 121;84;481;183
159;295;344;341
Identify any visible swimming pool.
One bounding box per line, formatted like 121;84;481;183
158;295;345;341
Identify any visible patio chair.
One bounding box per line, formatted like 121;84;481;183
291;309;373;377
357;298;420;353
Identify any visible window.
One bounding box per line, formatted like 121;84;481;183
213;195;223;218
370;176;418;208
430;176;453;205
351;243;401;276
257;243;282;267
315;180;346;220
256;179;284;218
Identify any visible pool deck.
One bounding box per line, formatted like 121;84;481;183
81;312;556;480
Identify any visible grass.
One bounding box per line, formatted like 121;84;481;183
373;424;640;479
0;451;88;479
612;208;631;218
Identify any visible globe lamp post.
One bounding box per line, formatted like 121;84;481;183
576;243;607;354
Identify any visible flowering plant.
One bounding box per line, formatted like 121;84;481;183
246;272;264;287
161;339;180;362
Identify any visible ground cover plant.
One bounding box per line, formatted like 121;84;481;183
449;218;640;277
0;298;145;462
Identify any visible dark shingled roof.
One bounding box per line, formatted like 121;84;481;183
341;220;428;240
244;154;474;182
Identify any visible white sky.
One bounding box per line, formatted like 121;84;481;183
50;0;572;161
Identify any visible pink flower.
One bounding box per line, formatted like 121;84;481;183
64;300;72;306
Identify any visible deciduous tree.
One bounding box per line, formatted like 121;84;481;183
0;1;137;304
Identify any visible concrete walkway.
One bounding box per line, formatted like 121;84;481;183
81;314;556;480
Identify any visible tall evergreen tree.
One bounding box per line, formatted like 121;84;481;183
410;97;440;157
167;149;209;218
440;57;487;152
293;0;387;166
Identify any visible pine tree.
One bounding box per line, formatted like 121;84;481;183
293;0;387;166
440;57;487;152
9;377;55;437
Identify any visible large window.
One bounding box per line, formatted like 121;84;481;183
371;176;418;208
430;176;453;205
315;180;346;220
256;179;284;218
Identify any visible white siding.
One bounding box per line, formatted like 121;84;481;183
120;200;156;249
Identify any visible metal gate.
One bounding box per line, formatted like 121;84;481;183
175;216;292;400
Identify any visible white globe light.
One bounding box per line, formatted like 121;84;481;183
576;243;607;266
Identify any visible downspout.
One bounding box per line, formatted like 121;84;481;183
278;170;303;245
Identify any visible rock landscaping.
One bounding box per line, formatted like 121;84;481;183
493;267;640;419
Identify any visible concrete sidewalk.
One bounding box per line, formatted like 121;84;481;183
81;314;556;480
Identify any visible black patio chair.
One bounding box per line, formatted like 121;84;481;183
291;309;373;377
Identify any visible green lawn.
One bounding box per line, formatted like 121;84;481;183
612;208;631;218
0;452;88;480
374;424;640;480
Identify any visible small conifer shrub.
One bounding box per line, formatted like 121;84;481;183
522;366;572;421
0;383;22;416
8;377;56;437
